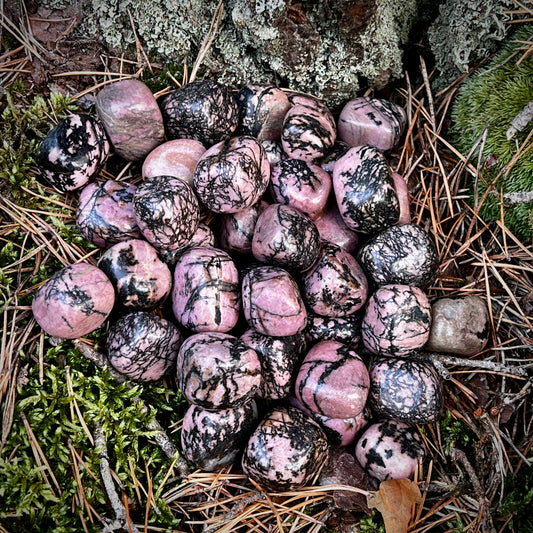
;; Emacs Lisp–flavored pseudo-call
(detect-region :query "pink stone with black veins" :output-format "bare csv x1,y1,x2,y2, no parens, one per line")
319,140,350,175
314,203,359,253
302,242,368,317
237,84,291,141
106,311,181,381
172,246,240,333
76,180,141,248
281,93,336,163
392,172,411,224
355,420,425,482
181,401,258,471
260,140,286,165
304,312,362,347
142,139,206,187
338,97,407,152
333,145,400,234
242,406,329,492
240,327,306,400
176,332,261,410
369,357,443,423
95,79,165,161
242,265,307,337
362,284,432,357
294,340,370,420
32,263,115,339
161,222,216,265
35,113,110,192
133,175,199,252
219,201,269,256
357,223,438,288
252,204,320,272
97,239,171,311
270,158,332,220
193,135,270,214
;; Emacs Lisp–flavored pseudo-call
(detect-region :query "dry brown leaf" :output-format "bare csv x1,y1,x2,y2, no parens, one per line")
367,479,422,533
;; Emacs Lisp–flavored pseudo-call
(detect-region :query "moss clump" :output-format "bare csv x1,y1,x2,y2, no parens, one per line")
451,25,533,242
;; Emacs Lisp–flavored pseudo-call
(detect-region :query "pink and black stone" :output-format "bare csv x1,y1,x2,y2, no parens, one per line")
294,340,370,420
161,222,216,266
32,263,115,339
270,158,332,220
333,145,400,235
240,327,306,401
305,312,362,347
301,242,368,317
319,140,350,175
35,113,110,192
357,223,439,288
314,203,359,254
172,246,240,333
362,284,432,358
76,179,141,248
160,80,239,146
242,406,329,491
354,420,425,483
181,400,258,471
176,332,261,410
242,265,307,337
369,357,443,423
97,239,172,311
133,175,199,252
252,204,321,272
106,311,182,381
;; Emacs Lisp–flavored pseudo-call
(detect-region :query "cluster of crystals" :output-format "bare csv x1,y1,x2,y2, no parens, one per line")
33,79,491,491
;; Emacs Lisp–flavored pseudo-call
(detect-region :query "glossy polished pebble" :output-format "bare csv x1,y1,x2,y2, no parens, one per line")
142,139,206,187
161,80,239,146
193,135,270,213
32,263,115,339
95,79,164,161
161,222,216,265
320,140,350,175
176,332,261,410
76,179,141,248
237,84,291,141
106,311,181,381
355,420,425,482
270,159,332,220
295,340,369,419
314,203,359,253
392,172,411,224
260,139,285,165
338,97,407,151
172,246,240,333
333,145,399,235
35,113,110,192
242,406,328,491
97,239,171,311
242,265,307,337
362,284,432,357
304,312,362,347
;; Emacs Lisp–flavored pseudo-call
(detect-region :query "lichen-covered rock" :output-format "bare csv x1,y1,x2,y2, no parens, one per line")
32,263,115,339
181,400,258,471
176,332,261,409
106,311,182,381
424,295,490,355
313,203,359,253
305,312,362,347
76,179,141,248
242,406,329,491
35,113,110,192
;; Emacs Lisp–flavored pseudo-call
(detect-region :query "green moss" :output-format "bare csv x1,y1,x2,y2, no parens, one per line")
501,463,533,531
451,25,533,242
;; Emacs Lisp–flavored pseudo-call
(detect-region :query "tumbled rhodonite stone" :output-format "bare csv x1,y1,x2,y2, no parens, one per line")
319,140,350,175
242,406,329,491
369,357,443,423
161,222,216,266
314,203,359,253
161,80,239,146
97,239,172,311
304,312,362,347
76,180,141,248
181,400,258,471
295,340,369,419
35,113,110,192
32,263,115,339
106,311,182,381
176,332,261,410
172,246,240,333
338,97,407,152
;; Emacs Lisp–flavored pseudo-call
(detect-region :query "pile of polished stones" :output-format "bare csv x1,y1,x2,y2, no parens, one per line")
31,79,490,491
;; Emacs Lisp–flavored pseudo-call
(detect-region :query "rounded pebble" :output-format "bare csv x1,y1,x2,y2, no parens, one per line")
314,202,359,253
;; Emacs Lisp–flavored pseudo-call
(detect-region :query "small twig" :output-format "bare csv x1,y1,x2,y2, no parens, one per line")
506,99,533,140
503,190,533,204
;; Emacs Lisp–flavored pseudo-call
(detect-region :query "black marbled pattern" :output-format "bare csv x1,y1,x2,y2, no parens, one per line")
319,140,350,174
161,80,239,146
160,222,216,266
241,406,329,491
305,312,362,347
35,113,110,191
